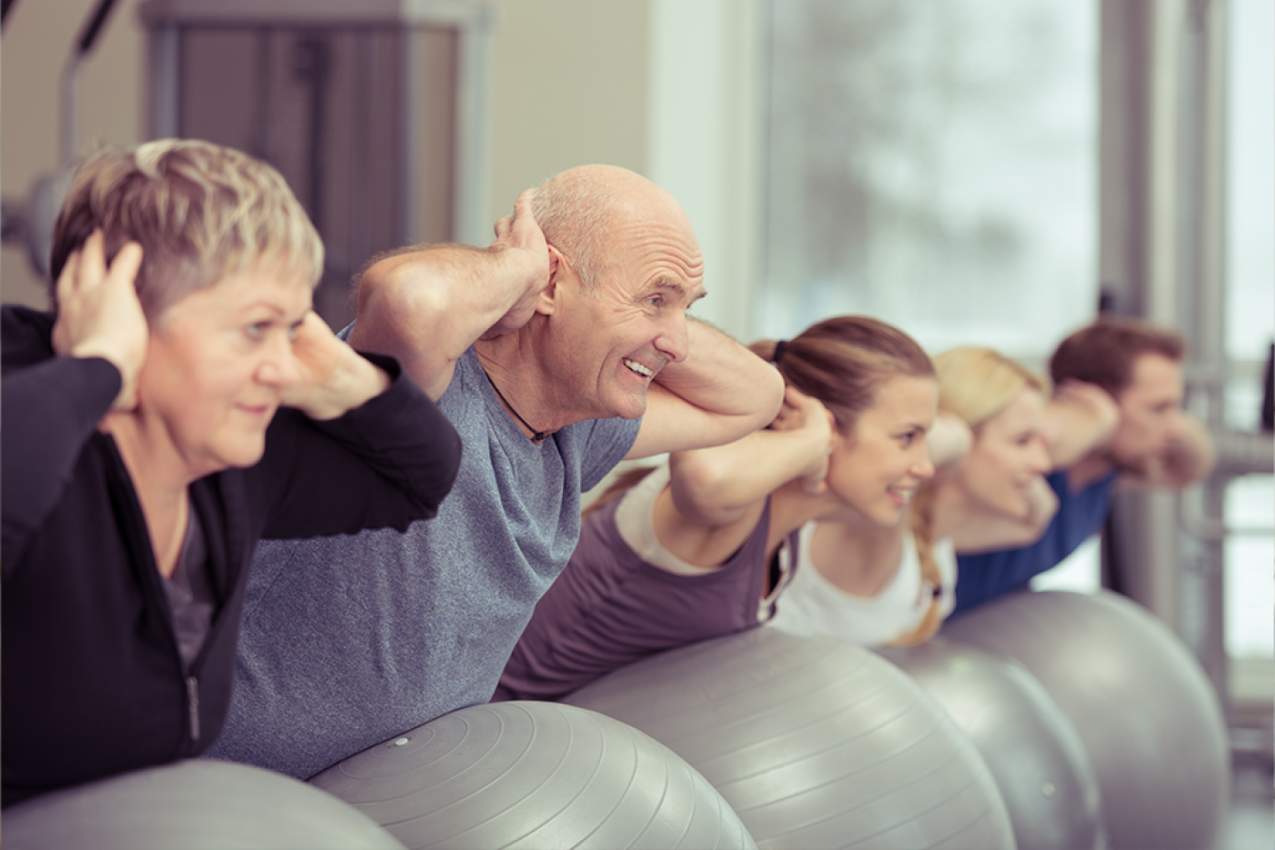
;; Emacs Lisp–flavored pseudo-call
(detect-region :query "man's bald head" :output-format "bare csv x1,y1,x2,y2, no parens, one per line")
531,165,689,295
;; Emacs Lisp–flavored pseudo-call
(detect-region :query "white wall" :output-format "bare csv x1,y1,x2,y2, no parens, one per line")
1,0,759,339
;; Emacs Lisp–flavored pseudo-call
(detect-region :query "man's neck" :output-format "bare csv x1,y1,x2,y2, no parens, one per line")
473,332,569,441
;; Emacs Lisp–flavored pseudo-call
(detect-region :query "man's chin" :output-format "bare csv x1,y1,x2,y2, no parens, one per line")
610,393,649,421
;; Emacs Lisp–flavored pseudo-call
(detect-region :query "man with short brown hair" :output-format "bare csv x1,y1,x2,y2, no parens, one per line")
953,316,1214,614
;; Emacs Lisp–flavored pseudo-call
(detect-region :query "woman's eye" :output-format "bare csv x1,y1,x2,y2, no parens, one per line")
246,322,270,339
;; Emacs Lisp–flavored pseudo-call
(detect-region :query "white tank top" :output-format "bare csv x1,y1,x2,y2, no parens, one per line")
768,522,956,647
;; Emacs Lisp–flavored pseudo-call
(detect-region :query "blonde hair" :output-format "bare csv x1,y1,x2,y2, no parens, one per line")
892,347,1047,647
50,139,323,321
934,347,1048,431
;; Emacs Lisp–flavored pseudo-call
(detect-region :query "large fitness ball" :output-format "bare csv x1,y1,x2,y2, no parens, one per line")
562,627,1015,850
879,636,1106,850
3,759,405,850
310,700,757,850
942,589,1229,850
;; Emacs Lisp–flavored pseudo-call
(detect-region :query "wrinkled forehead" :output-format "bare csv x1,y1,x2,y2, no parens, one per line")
606,208,705,289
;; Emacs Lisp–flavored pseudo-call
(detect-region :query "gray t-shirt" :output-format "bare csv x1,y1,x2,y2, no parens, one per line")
204,348,641,779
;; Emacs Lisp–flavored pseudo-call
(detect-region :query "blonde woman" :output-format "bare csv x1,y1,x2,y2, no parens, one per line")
771,347,1067,646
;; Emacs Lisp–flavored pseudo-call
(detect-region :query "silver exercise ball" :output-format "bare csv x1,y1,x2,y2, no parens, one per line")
942,589,1229,850
3,759,406,850
562,627,1015,850
879,636,1107,850
309,700,757,850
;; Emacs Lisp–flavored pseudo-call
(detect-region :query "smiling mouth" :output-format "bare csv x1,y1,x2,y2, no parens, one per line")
623,358,654,378
887,486,915,505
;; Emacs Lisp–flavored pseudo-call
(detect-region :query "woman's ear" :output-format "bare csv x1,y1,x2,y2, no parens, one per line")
829,427,845,455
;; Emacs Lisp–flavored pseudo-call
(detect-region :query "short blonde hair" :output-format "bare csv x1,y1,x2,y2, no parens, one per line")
50,139,323,320
933,347,1048,432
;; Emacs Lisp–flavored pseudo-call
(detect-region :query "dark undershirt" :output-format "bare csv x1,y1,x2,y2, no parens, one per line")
161,510,214,675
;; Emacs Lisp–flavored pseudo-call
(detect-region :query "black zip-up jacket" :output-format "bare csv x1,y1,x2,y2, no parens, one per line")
1,306,461,806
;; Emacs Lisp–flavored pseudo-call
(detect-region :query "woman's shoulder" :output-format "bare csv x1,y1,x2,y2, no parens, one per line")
2,306,56,370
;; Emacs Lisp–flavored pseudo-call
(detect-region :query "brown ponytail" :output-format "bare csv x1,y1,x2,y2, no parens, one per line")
751,316,934,433
887,486,945,647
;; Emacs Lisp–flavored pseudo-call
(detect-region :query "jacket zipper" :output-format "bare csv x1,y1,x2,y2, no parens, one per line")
186,676,201,743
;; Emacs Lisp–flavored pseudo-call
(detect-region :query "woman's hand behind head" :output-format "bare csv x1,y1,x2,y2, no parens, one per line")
771,386,836,494
281,313,391,420
52,230,147,411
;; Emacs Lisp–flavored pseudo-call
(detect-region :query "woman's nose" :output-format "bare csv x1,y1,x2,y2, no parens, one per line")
257,334,302,388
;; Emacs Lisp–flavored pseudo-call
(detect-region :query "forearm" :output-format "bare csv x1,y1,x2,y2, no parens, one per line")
348,244,539,398
261,355,462,540
669,428,825,524
2,357,120,574
1151,414,1217,487
294,348,391,421
928,411,973,472
951,476,1059,553
628,320,784,458
659,319,784,421
1043,387,1120,469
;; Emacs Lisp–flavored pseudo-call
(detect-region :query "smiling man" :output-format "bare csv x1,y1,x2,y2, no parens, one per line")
205,165,785,779
952,316,1216,614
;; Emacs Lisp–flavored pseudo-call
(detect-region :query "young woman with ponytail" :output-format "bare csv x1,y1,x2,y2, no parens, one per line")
771,346,1059,647
495,315,952,702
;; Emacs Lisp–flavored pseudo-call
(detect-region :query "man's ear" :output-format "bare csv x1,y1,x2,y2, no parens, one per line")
538,244,570,315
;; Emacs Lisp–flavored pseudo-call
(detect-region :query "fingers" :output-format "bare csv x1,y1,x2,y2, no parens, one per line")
494,188,538,241
78,229,108,289
106,241,144,290
494,214,512,240
56,245,83,305
512,187,537,220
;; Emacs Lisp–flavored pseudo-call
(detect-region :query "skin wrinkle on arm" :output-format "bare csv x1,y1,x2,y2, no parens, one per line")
348,190,550,401
654,386,830,568
625,318,786,460
668,411,830,528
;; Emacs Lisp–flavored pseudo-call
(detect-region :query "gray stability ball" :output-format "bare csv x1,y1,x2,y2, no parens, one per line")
879,636,1107,850
309,700,757,850
3,758,406,850
562,627,1015,850
942,589,1230,850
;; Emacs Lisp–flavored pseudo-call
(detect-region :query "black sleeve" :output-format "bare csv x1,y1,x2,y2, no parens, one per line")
255,352,462,541
2,309,122,577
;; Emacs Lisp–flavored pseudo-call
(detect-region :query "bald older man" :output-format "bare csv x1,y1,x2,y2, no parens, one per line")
206,165,785,779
